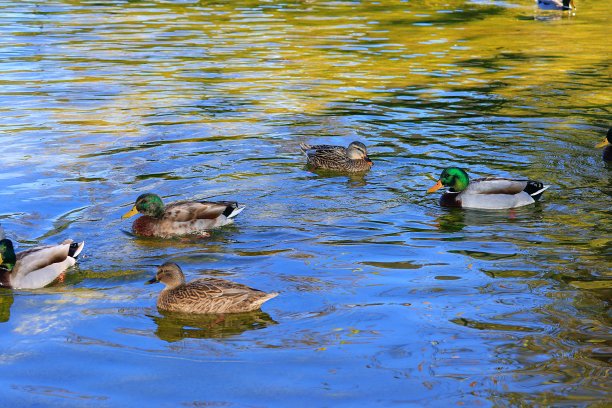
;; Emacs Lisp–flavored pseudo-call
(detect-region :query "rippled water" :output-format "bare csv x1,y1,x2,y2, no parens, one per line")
0,0,610,406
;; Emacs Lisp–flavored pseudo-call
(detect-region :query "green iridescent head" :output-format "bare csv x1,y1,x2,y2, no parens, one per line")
122,193,165,219
0,239,17,269
427,167,470,193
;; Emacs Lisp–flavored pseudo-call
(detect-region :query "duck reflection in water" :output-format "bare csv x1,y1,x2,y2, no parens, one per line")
434,205,546,232
149,310,277,342
0,290,13,323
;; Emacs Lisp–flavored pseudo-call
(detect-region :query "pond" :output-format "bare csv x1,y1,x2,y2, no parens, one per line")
0,0,610,406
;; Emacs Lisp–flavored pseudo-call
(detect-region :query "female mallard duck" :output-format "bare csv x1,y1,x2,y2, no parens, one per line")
0,239,84,289
300,141,373,172
427,167,549,209
537,0,574,10
595,128,612,162
122,193,244,238
146,262,278,314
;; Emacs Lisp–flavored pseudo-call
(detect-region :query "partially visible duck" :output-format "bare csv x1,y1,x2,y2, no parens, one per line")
122,193,244,239
595,128,612,162
300,141,373,172
537,0,575,10
427,167,549,210
146,262,278,314
0,239,84,289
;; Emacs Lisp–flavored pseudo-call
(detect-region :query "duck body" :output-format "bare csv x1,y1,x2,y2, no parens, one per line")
595,128,612,162
428,168,549,210
123,193,244,239
0,239,84,289
536,0,574,10
300,141,373,173
147,262,278,314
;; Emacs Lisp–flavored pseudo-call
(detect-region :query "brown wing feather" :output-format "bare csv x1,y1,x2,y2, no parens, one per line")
163,201,234,221
159,278,273,314
304,146,349,169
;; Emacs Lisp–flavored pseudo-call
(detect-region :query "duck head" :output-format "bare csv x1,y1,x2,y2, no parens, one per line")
427,167,470,193
0,239,16,269
347,141,373,164
122,193,165,219
146,262,186,289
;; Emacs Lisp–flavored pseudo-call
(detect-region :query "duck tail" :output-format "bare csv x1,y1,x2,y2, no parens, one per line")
224,204,245,219
253,292,278,308
524,181,549,201
299,143,311,154
68,241,85,259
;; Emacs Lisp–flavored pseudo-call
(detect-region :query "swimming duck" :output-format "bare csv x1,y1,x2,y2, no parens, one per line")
300,141,373,172
536,0,574,10
146,262,278,314
427,167,549,209
0,239,84,289
595,128,612,162
122,193,244,239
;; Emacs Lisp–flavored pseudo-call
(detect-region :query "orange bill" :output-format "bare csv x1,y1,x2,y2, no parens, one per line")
427,180,443,193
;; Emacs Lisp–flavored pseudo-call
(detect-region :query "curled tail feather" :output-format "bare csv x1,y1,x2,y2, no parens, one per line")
524,181,549,201
226,206,245,219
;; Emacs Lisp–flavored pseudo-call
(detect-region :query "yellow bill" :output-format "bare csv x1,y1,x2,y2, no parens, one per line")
427,180,444,193
122,205,139,219
595,137,610,149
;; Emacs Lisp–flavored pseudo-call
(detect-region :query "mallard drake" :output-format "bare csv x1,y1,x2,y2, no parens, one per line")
146,262,278,314
595,128,612,162
537,0,574,10
427,167,549,209
121,193,244,238
0,239,84,289
300,141,373,172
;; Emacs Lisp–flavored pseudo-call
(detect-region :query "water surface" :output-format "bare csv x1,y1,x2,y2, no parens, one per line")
0,0,610,406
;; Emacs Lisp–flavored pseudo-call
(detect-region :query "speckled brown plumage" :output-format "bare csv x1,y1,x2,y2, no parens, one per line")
147,262,278,314
300,141,373,173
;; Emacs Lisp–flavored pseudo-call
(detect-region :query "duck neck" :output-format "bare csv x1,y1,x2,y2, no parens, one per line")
0,267,11,287
163,276,186,290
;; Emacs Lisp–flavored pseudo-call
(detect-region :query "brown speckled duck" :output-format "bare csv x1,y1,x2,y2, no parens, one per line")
146,262,278,314
121,193,244,239
300,141,373,172
595,128,612,162
0,238,84,289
